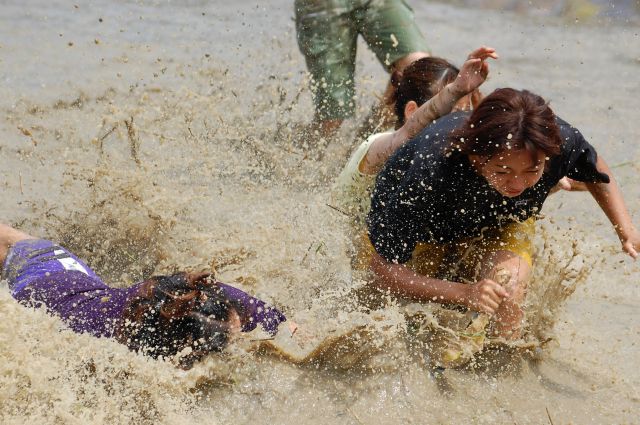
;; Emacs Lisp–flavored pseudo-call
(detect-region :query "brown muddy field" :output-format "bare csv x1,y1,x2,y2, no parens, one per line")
0,1,639,424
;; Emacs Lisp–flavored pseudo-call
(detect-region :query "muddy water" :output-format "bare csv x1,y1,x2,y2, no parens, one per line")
1,0,639,424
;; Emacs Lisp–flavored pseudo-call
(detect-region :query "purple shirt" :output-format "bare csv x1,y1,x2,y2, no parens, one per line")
218,282,286,335
4,239,286,338
14,271,141,337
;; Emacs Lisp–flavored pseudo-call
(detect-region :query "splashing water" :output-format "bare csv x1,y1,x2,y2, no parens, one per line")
1,0,638,423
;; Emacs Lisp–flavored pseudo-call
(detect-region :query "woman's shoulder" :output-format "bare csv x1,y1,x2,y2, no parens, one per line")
363,130,393,148
554,116,586,141
553,115,594,156
408,111,469,150
340,131,393,175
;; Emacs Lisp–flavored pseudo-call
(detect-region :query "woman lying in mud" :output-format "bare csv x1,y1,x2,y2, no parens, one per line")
0,223,290,368
367,88,639,348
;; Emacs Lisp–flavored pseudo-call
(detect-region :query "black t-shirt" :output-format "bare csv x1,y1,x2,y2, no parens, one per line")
367,111,610,264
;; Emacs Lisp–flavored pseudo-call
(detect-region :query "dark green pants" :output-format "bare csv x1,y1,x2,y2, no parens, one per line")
295,0,429,120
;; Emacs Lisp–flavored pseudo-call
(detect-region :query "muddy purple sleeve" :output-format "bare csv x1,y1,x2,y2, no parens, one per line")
217,282,286,335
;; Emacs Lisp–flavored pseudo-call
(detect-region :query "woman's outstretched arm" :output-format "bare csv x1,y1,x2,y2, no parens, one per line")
370,251,509,315
586,157,639,258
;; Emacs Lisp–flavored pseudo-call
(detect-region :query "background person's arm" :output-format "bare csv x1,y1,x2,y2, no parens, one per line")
361,47,498,175
400,46,497,140
586,157,640,258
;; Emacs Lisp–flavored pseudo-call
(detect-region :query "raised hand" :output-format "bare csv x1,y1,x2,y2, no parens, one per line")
467,45,499,61
451,46,498,97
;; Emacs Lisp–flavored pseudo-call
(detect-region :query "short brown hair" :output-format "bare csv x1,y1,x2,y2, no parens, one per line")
389,57,462,127
448,88,562,157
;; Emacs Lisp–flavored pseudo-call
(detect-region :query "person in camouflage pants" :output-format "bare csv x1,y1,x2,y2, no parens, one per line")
295,0,429,138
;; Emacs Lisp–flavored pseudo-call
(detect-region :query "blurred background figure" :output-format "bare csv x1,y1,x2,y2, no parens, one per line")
433,0,640,22
294,0,430,142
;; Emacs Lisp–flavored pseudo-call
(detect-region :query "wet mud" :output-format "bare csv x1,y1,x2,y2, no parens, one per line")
0,0,638,424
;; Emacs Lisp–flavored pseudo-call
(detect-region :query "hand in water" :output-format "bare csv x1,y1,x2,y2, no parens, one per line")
450,46,498,97
287,321,299,337
621,229,640,259
463,278,509,315
287,321,315,346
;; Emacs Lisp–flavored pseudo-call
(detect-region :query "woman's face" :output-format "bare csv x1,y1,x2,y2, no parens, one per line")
470,148,546,198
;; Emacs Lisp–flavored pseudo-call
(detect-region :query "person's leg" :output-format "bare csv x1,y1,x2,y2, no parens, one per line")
294,0,359,139
359,0,430,70
475,250,531,339
0,223,36,266
459,219,535,339
355,0,429,138
404,241,484,369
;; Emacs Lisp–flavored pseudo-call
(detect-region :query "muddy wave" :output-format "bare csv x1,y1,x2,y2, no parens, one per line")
1,0,638,423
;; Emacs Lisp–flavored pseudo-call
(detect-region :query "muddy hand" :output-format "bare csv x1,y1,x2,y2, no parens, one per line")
451,46,498,96
463,277,508,315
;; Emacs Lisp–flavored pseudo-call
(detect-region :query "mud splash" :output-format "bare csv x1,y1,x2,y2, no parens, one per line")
1,0,638,424
2,76,604,423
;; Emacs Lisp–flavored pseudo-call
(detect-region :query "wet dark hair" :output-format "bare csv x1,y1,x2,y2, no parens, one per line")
389,57,480,127
117,272,241,368
447,88,562,158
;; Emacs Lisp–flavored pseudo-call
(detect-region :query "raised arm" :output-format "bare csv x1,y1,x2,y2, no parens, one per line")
401,46,498,138
361,47,498,174
586,157,639,258
0,223,35,264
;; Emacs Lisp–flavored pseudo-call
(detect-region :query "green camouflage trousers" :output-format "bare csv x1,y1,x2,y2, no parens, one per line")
295,0,428,120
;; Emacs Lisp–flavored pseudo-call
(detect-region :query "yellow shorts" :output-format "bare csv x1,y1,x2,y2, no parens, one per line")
354,218,535,281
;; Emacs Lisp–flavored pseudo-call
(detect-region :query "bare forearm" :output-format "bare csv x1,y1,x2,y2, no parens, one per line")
364,85,463,174
363,47,497,175
403,84,461,138
370,252,467,304
0,224,36,267
586,158,636,240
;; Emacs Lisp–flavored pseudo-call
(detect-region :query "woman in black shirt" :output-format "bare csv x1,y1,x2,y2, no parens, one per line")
368,88,639,340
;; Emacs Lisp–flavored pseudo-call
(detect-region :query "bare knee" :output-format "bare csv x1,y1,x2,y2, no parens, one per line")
478,250,531,303
478,251,531,339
